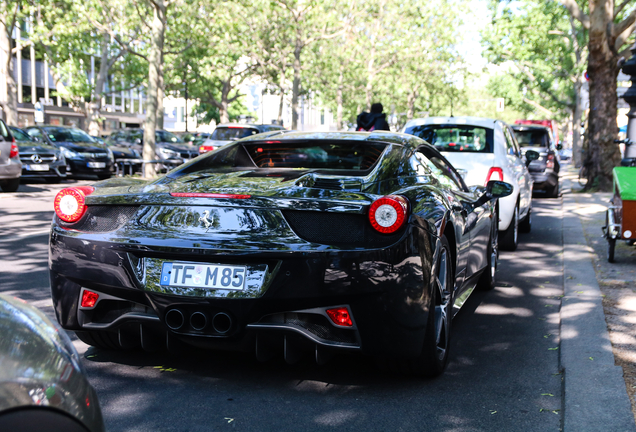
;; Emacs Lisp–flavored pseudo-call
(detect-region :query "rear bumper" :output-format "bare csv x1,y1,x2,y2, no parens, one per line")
0,159,22,180
49,223,437,359
530,172,558,191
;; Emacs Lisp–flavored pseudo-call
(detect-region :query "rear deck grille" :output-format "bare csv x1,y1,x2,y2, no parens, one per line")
282,210,403,247
59,206,140,232
311,178,343,190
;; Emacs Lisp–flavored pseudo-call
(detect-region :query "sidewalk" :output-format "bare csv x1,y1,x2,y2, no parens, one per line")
561,164,636,431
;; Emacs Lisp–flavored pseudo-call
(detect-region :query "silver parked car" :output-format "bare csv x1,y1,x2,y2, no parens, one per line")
0,293,105,432
0,119,22,192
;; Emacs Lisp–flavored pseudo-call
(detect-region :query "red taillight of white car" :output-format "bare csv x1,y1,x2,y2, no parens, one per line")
485,167,504,185
368,195,409,234
9,138,18,158
54,186,95,223
546,153,555,169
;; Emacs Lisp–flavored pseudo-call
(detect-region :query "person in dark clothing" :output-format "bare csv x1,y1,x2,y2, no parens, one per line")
356,103,390,131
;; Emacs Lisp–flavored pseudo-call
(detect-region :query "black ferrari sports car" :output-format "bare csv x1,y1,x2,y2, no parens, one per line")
49,131,512,377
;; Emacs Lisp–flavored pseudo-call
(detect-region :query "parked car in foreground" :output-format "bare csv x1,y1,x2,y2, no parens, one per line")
10,126,67,183
0,119,21,192
198,123,286,154
403,116,535,251
49,131,512,377
511,124,560,198
0,293,105,432
25,126,113,180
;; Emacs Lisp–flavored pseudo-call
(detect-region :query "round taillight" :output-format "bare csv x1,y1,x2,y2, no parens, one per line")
54,186,94,223
369,195,409,234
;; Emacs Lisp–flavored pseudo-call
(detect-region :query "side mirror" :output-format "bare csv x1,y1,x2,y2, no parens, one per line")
525,150,540,166
475,180,514,207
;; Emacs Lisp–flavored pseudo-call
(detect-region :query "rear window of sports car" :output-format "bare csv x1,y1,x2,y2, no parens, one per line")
176,141,388,175
404,125,493,153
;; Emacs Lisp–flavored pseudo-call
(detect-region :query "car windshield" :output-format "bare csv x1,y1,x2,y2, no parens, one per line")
178,140,387,175
513,129,550,148
404,125,493,153
211,127,259,141
10,127,33,142
44,127,95,143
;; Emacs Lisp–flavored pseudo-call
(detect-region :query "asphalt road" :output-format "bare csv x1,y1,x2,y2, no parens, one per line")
0,181,565,432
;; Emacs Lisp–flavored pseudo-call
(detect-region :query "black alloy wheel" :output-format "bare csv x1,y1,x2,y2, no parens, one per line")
478,216,498,290
500,205,519,251
0,178,20,192
410,234,453,377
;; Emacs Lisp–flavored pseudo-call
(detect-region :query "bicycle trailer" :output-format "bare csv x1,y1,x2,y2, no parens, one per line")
603,166,636,262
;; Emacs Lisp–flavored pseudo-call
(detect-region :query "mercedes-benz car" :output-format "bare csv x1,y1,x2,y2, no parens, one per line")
10,126,67,183
49,131,512,377
24,126,113,180
403,117,535,251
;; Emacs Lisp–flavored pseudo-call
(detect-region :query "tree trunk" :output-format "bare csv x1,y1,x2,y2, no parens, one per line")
156,51,164,129
572,76,584,167
143,0,166,178
586,0,622,190
291,36,302,130
87,35,110,136
220,80,230,123
0,18,17,125
277,71,286,125
406,86,419,121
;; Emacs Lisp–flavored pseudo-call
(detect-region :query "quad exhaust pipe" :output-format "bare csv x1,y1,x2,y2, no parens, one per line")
164,309,232,334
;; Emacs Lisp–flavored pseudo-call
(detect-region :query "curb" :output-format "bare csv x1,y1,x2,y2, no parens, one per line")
561,175,636,431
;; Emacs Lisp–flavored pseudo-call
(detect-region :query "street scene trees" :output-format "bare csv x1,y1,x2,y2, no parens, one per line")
0,0,634,185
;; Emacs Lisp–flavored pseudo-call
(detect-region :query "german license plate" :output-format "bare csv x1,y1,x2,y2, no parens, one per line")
87,162,106,168
160,262,246,290
27,164,49,171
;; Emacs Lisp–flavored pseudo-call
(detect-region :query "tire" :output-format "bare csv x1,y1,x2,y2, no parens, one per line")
478,219,498,291
0,178,20,192
519,205,532,233
75,330,123,350
548,181,559,198
500,205,519,251
409,235,453,377
608,238,616,263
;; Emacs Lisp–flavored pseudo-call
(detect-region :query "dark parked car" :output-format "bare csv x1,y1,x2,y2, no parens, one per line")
107,129,199,170
25,126,113,180
0,293,105,432
511,124,560,197
49,131,512,377
10,126,67,183
198,123,287,154
0,119,21,192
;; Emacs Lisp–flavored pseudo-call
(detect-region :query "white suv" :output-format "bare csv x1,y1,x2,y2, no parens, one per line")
403,116,533,251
